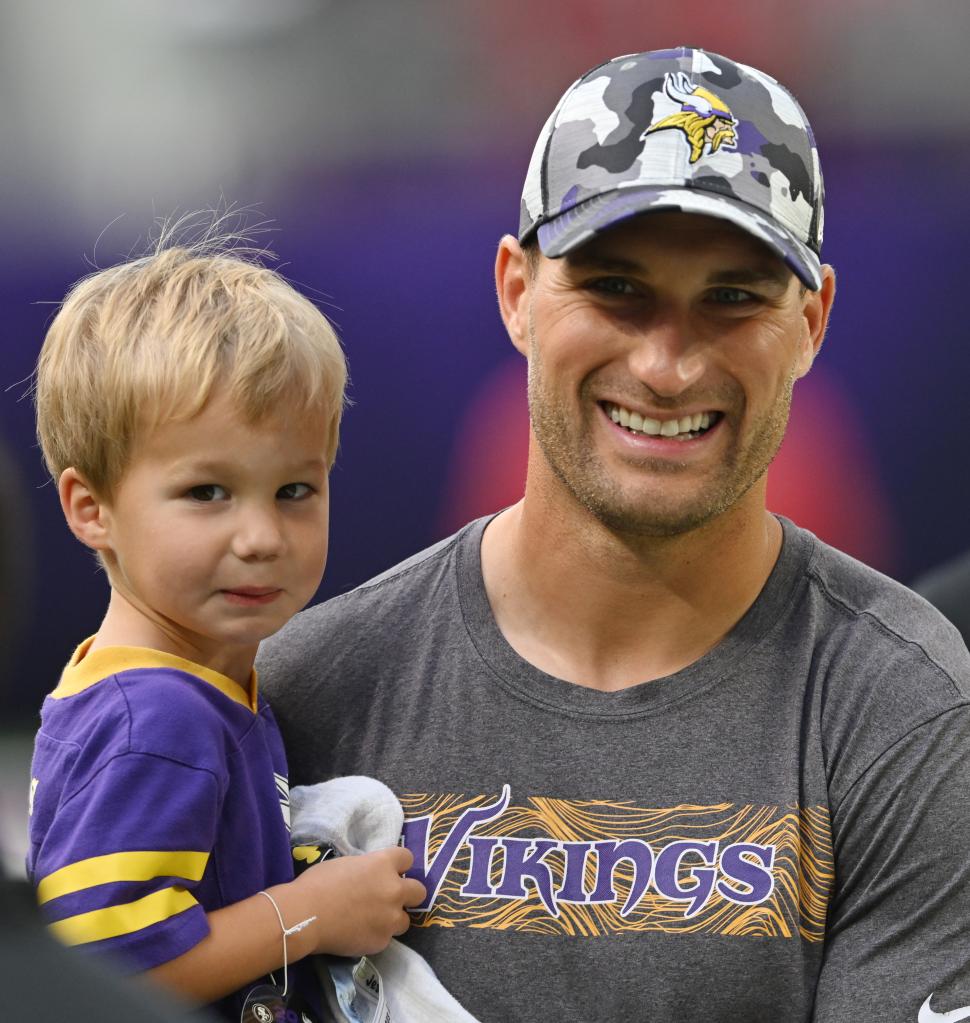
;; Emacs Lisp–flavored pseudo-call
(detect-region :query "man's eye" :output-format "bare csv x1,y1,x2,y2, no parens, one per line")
709,287,755,304
187,484,228,502
277,482,313,501
590,277,636,296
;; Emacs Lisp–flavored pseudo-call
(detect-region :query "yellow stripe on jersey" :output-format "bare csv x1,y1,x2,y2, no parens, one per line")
50,886,199,946
37,849,209,905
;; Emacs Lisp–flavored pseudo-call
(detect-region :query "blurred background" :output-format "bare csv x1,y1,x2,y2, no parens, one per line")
3,0,970,874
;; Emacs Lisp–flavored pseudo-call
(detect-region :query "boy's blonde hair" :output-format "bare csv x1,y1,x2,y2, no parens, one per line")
35,240,347,496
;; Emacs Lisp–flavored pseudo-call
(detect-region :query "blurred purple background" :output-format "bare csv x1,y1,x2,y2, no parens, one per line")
3,0,970,720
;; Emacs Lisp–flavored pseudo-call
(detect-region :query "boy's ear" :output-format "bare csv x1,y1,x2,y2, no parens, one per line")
58,468,112,552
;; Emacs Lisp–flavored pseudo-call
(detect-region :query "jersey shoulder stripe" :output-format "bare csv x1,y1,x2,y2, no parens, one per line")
49,886,198,946
37,849,209,905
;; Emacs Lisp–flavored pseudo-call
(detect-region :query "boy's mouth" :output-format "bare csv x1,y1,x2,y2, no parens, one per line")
221,587,282,606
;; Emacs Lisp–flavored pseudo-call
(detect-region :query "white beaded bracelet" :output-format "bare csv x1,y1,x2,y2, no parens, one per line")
257,889,318,997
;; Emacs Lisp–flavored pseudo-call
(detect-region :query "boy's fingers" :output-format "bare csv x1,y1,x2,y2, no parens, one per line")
387,845,414,872
393,910,412,936
402,878,427,907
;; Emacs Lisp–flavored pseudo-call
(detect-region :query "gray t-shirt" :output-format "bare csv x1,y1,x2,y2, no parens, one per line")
258,516,970,1023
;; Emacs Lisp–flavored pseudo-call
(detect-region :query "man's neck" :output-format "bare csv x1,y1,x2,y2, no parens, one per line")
480,487,782,692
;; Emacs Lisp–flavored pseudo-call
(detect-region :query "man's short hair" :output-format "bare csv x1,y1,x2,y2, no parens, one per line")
521,237,540,278
35,238,348,496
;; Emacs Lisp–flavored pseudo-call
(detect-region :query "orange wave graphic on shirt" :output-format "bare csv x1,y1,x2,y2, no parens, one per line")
399,792,833,940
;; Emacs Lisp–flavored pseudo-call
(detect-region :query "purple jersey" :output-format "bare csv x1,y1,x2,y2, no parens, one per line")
27,639,298,1013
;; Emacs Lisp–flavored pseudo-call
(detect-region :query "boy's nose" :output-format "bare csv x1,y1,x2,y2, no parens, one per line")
231,506,286,561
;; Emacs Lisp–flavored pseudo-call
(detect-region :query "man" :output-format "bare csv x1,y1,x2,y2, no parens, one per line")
259,48,970,1022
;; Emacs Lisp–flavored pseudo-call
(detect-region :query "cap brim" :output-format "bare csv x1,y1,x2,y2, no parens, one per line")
533,186,822,291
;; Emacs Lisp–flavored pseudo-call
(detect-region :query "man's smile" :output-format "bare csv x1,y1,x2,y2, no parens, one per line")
600,401,724,442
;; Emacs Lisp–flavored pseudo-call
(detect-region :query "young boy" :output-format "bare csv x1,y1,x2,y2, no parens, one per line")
28,239,426,1020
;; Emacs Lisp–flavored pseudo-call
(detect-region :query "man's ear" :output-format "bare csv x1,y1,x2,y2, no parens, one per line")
58,468,113,553
796,264,836,378
495,235,532,357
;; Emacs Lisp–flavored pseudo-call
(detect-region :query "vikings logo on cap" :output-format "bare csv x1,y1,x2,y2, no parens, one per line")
642,72,738,164
519,48,825,291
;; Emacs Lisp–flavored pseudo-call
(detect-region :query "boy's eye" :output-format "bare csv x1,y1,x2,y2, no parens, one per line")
187,484,228,502
277,482,313,501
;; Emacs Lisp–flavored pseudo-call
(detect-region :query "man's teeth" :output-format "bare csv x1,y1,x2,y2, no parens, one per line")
608,404,714,440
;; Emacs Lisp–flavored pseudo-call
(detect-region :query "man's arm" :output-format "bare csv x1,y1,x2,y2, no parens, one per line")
814,705,970,1022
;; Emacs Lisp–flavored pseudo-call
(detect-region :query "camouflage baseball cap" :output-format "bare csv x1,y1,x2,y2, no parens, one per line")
518,46,824,290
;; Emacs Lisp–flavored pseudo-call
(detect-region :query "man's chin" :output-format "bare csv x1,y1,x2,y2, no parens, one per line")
579,492,728,539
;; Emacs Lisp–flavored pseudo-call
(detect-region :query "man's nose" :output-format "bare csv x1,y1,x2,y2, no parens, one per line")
625,313,705,397
231,504,286,561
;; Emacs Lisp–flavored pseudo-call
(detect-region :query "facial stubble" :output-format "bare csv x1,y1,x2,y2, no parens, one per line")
525,322,798,539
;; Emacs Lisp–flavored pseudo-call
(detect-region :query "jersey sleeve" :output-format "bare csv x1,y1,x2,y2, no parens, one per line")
30,746,221,971
813,705,970,1021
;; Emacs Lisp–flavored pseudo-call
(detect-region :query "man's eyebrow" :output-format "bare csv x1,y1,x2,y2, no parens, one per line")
705,266,791,288
563,251,645,273
564,251,791,288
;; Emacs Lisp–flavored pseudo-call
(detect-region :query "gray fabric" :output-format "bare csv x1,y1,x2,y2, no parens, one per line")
913,549,970,649
258,516,970,1023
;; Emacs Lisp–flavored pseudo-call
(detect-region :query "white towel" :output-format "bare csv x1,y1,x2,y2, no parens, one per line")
290,776,404,856
290,777,480,1023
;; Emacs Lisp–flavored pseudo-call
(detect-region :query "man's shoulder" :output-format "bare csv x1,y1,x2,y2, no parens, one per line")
343,524,469,596
802,527,968,696
265,520,479,650
780,523,970,805
911,548,970,644
256,520,483,720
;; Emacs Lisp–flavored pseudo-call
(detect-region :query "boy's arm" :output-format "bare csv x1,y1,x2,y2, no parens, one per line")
148,846,425,1004
31,738,420,1002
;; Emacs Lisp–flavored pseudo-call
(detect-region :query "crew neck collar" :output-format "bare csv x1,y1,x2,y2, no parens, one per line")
455,514,814,718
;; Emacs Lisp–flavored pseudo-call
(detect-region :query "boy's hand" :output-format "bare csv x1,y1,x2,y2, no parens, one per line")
292,847,427,958
147,848,424,1002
